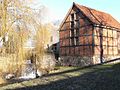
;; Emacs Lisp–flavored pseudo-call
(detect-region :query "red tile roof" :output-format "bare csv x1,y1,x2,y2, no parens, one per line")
75,3,120,29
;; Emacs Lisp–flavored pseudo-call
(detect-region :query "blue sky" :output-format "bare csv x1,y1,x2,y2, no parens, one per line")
33,0,120,22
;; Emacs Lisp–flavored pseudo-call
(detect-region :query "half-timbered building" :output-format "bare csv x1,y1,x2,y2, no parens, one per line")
59,3,120,66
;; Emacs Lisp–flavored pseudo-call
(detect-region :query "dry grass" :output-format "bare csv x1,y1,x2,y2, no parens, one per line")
0,55,14,73
0,70,6,85
0,77,6,85
0,51,28,78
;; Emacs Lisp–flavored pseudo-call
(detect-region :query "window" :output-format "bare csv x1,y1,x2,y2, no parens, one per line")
70,13,79,46
71,13,74,21
76,37,79,45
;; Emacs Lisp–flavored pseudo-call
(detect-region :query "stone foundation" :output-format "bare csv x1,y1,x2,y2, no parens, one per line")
59,56,93,66
59,55,120,66
93,55,120,64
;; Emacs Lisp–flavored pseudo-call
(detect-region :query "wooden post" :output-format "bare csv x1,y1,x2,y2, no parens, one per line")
99,25,103,63
34,54,39,78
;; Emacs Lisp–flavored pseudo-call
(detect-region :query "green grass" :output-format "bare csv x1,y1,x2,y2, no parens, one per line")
0,63,120,90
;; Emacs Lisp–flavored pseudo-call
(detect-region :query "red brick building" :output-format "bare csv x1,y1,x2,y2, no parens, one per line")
59,3,120,66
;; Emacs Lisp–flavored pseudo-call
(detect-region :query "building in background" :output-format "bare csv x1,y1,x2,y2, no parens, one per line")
59,3,120,66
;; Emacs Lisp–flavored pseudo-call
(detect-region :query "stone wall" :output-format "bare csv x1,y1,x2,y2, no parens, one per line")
59,55,120,66
93,55,120,64
59,56,93,66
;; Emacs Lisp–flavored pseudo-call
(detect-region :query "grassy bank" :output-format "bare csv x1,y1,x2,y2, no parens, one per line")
0,63,120,90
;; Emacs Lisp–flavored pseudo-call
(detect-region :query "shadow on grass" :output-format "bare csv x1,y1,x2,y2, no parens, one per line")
43,57,120,78
7,62,120,90
0,78,33,88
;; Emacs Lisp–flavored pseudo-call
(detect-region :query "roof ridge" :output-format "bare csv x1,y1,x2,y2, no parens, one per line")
75,3,111,16
74,3,120,29
59,3,120,30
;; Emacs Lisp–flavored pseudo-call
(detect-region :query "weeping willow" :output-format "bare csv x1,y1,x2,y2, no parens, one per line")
35,24,51,66
0,0,36,76
0,0,53,80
